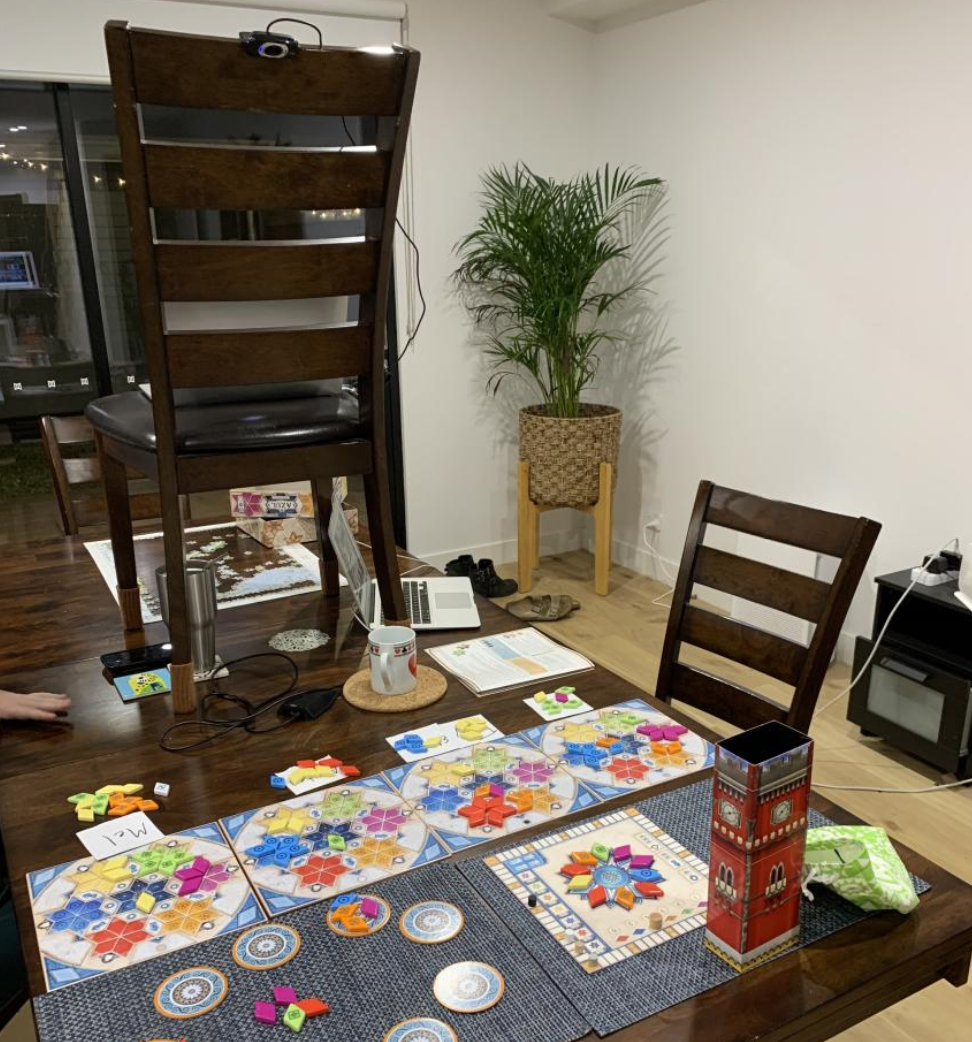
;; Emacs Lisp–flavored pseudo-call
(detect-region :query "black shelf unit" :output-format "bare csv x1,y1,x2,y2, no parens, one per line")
848,569,972,778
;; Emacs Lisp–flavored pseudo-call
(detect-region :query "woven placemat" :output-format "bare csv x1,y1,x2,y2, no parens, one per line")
33,863,590,1042
459,779,931,1038
343,665,447,713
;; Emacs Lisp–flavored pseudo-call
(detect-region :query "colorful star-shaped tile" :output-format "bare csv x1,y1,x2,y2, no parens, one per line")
264,806,316,836
291,853,349,888
604,755,651,782
110,876,169,914
561,722,599,744
154,896,217,936
525,785,559,813
510,758,555,785
420,785,465,814
244,833,309,868
68,854,134,894
359,806,407,833
470,746,512,772
88,916,151,957
47,897,104,935
318,789,365,820
303,821,356,852
353,835,407,869
457,795,519,829
598,709,645,735
132,844,193,878
422,759,471,787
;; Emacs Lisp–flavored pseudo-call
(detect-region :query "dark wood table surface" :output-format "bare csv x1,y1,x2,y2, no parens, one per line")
1,525,971,1042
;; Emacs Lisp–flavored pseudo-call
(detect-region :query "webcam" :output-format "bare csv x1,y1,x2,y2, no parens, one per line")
239,30,299,59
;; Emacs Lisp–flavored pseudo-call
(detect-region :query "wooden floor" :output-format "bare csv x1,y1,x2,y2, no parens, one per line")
2,547,970,1041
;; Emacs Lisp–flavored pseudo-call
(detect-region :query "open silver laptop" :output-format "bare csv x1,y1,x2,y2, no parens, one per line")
327,487,480,631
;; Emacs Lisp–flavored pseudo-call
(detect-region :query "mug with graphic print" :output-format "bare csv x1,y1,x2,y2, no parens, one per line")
368,625,418,696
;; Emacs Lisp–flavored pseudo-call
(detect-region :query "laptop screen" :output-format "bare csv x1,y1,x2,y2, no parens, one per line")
327,486,374,625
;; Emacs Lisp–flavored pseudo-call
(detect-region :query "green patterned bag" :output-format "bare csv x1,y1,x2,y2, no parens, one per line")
802,825,919,914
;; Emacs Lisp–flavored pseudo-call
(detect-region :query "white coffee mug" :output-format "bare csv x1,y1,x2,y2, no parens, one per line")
369,625,418,696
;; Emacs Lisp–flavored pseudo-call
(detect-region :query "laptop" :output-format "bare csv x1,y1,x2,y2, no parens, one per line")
327,487,480,631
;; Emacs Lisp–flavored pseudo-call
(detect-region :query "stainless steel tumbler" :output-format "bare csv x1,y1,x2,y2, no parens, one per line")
155,561,218,676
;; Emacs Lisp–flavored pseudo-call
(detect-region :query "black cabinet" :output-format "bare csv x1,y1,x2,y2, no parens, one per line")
848,570,972,778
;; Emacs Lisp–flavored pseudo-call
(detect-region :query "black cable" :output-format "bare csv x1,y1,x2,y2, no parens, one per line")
265,18,323,48
339,117,426,361
159,652,301,753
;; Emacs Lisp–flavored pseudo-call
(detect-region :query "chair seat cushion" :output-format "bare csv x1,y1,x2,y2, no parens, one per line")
85,391,364,454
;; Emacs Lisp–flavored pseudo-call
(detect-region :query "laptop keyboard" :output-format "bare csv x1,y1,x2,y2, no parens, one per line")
380,580,432,626
405,580,432,626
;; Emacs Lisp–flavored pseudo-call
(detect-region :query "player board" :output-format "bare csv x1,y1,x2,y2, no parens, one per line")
522,698,714,800
221,775,448,915
384,734,603,853
27,822,265,992
483,804,709,973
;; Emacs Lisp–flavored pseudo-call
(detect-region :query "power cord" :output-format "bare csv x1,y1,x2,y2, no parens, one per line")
159,652,303,753
643,528,678,607
265,18,322,48
339,116,427,361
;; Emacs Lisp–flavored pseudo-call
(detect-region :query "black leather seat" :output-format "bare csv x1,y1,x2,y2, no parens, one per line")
85,391,364,455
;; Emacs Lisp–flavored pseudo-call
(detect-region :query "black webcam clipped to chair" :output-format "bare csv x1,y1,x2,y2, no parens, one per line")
239,30,299,59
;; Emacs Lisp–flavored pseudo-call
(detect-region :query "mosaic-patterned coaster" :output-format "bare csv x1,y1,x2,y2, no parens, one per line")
384,1017,458,1042
433,961,505,1013
399,901,465,945
153,965,229,1019
231,923,301,970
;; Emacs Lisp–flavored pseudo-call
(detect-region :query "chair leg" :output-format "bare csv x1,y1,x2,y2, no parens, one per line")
518,460,534,594
158,485,195,714
363,456,408,624
314,476,340,597
533,507,541,569
95,433,142,631
594,462,613,596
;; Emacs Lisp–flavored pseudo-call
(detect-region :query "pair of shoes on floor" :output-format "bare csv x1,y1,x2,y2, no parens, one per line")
445,554,518,598
507,593,581,622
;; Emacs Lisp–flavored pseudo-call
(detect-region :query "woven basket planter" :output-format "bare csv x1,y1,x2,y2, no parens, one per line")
519,404,621,508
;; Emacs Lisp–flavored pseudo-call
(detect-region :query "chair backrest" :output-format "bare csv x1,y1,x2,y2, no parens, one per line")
40,414,161,534
104,23,420,455
654,480,881,734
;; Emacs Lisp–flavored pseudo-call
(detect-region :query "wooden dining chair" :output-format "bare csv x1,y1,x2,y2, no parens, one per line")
654,480,881,734
40,414,165,535
88,23,418,710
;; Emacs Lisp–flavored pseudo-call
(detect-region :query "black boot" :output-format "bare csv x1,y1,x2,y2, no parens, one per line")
445,553,476,577
471,559,518,598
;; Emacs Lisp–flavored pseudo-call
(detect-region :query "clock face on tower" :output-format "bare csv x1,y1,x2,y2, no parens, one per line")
771,799,793,825
719,799,741,827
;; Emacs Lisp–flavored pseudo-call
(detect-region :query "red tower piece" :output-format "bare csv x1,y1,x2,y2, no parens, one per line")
704,721,813,972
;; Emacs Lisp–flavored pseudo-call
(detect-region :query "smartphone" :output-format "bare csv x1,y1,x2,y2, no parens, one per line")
100,642,172,678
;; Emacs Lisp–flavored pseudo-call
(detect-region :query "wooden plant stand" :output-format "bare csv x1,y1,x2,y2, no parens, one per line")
517,459,614,596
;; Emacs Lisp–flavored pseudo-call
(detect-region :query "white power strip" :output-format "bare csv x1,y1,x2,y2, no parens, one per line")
910,566,953,586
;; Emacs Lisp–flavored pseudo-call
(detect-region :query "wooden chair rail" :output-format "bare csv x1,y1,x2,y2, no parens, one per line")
143,143,390,211
165,325,373,387
130,29,408,115
155,239,380,302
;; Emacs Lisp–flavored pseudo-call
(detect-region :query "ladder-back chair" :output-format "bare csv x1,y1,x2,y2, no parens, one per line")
88,23,419,711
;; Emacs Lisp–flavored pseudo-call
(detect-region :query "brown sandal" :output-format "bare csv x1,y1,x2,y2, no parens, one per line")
507,594,580,622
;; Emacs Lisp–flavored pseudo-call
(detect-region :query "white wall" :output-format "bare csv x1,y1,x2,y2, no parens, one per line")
592,0,972,649
400,0,595,566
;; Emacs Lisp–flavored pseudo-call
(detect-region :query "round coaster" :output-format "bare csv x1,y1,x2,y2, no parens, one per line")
433,961,505,1014
400,901,465,945
326,893,392,937
153,966,228,1020
269,628,330,653
383,1017,458,1042
342,665,447,714
232,923,301,970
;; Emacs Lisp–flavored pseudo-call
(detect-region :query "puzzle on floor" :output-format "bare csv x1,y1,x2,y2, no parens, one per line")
386,714,504,762
27,823,265,992
523,698,714,799
384,734,602,853
221,776,448,915
85,523,324,624
270,755,361,796
523,687,593,721
483,804,709,973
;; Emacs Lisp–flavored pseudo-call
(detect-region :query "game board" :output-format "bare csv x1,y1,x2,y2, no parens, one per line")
85,522,325,624
221,776,448,915
384,734,603,853
27,823,265,992
523,698,714,800
483,805,709,973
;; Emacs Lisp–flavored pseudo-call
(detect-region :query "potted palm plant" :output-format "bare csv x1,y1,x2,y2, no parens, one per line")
454,163,663,508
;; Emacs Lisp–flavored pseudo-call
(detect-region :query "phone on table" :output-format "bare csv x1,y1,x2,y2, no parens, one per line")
100,642,172,679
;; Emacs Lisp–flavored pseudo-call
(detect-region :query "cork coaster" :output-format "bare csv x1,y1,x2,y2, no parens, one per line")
343,665,448,713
